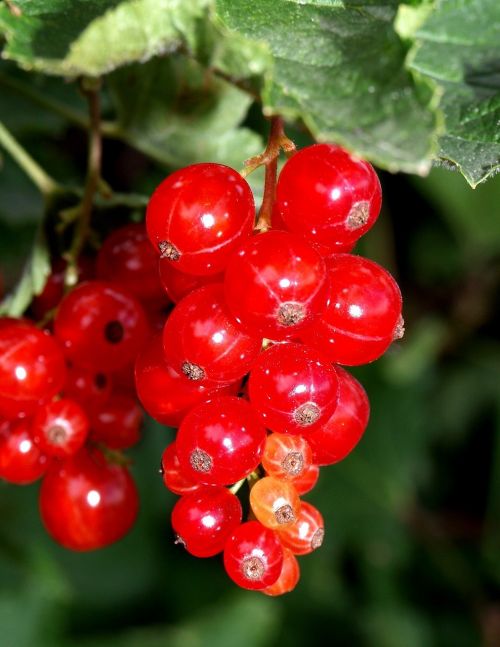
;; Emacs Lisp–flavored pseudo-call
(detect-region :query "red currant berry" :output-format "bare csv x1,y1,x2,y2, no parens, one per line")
224,521,283,590
89,393,142,450
32,397,89,458
248,342,339,434
277,501,324,555
0,418,48,484
176,396,266,486
172,486,242,557
39,447,139,551
262,547,300,596
250,476,301,529
275,143,381,248
159,259,223,303
54,281,149,372
262,433,313,482
96,223,164,302
146,163,254,276
224,231,330,340
306,366,369,465
163,284,262,385
301,254,403,365
63,365,112,410
0,318,67,419
293,463,320,495
160,442,200,495
135,334,233,427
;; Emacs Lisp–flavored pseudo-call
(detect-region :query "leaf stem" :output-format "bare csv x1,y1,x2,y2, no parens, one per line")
242,116,296,231
64,78,102,286
0,120,61,197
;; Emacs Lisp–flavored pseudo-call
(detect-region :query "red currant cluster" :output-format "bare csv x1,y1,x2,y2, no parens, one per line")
139,143,403,594
0,223,171,550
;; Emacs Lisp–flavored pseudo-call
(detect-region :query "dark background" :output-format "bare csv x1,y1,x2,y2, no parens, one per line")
1,65,499,647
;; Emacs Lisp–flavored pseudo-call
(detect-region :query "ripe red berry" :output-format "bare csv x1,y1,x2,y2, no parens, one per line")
176,396,266,486
32,397,89,458
274,143,381,248
248,342,339,434
172,486,242,557
224,231,330,340
96,223,164,302
146,163,255,276
262,547,300,596
293,463,320,495
89,392,142,450
277,501,324,555
54,281,149,372
0,318,67,419
135,334,234,427
224,521,283,590
159,259,223,303
262,433,313,482
63,364,112,410
39,447,139,551
306,366,369,465
0,418,48,484
249,476,301,530
160,442,201,495
301,254,403,365
163,284,262,385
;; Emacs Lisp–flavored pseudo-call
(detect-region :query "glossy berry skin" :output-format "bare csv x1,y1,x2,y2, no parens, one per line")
0,418,48,484
159,259,223,303
274,143,381,248
63,365,112,410
0,318,67,419
250,476,301,530
146,163,255,276
176,396,266,486
224,231,330,340
54,281,149,372
135,334,234,427
302,254,403,365
262,547,300,596
32,397,89,458
248,342,339,435
223,521,283,590
160,442,201,495
277,501,324,555
306,366,369,465
262,433,313,482
172,486,242,558
293,463,320,495
39,447,139,551
89,393,142,450
163,284,262,385
96,223,164,302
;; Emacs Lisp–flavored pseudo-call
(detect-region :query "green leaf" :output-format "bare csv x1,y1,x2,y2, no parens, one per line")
0,226,50,317
408,0,500,187
216,0,439,174
107,55,263,174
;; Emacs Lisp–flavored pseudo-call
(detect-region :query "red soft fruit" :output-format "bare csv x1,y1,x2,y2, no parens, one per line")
160,442,200,495
262,547,300,596
89,393,142,450
159,259,223,303
293,463,320,496
0,418,48,484
277,501,324,555
249,476,301,530
32,397,89,458
262,433,313,482
63,365,112,410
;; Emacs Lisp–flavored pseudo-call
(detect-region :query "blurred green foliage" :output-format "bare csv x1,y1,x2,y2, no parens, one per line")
0,45,499,647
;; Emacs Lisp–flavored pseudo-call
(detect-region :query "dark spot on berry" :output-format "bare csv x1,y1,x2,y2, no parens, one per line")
275,504,295,525
293,402,320,426
47,424,67,445
346,200,370,230
104,320,124,344
242,555,265,581
190,449,212,473
393,315,405,340
159,241,180,261
311,528,324,550
182,361,205,381
94,373,107,390
277,302,305,327
282,451,304,476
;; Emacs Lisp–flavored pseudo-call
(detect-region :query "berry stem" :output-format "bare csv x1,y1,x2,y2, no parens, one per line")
242,116,296,232
0,120,61,197
229,477,247,495
64,78,103,287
